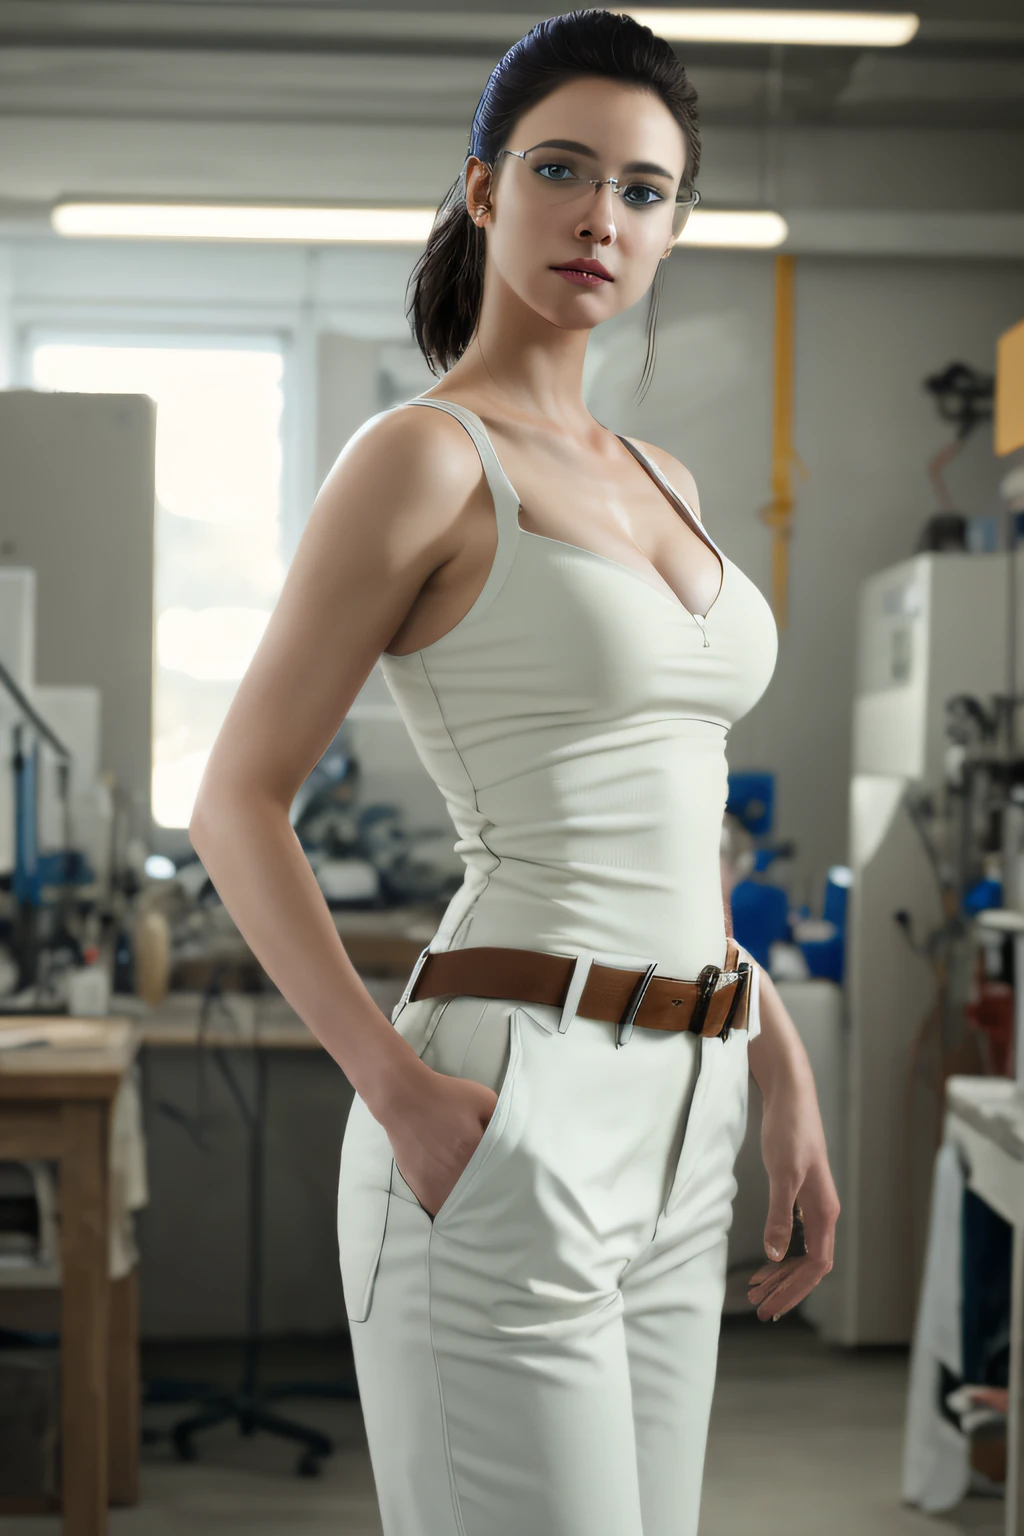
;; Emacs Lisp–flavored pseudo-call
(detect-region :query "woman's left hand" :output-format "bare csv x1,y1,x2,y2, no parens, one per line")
746,1069,840,1322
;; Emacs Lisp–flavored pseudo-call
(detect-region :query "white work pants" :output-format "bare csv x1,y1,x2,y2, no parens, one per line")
337,982,750,1536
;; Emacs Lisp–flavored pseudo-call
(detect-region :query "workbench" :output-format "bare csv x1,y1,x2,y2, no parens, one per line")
0,1016,141,1535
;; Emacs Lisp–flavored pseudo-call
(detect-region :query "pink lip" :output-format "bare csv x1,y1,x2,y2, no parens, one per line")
553,258,612,278
551,267,611,286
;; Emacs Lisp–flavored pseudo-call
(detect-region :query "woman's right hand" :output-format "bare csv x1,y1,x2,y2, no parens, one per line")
379,1064,500,1220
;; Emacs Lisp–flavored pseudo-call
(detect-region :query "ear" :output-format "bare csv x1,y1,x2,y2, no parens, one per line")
465,158,493,220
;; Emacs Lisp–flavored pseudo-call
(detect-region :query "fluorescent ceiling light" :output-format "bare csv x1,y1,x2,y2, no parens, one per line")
52,202,437,243
52,201,788,251
677,210,789,248
620,9,920,45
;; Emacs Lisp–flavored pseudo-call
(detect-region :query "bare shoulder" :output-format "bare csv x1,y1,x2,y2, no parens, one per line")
625,435,702,522
319,398,485,526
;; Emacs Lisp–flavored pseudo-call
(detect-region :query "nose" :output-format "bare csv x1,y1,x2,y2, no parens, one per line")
574,180,618,243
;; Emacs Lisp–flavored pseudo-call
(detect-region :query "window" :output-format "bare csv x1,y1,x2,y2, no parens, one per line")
29,335,287,829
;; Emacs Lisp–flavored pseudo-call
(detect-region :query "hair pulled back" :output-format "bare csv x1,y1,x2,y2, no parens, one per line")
406,8,700,400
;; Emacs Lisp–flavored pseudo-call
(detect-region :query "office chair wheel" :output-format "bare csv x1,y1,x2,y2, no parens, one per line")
172,1428,198,1462
297,1450,324,1478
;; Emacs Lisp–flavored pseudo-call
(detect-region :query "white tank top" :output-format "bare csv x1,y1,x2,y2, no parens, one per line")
378,397,778,1024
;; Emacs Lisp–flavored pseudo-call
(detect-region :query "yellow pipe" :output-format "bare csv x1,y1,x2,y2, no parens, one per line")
758,254,807,630
996,315,1024,456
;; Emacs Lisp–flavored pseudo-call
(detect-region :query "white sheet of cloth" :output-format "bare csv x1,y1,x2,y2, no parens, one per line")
901,1139,970,1513
105,1060,149,1279
22,1059,149,1281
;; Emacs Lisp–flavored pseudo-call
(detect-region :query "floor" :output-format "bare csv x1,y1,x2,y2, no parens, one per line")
0,1315,1005,1535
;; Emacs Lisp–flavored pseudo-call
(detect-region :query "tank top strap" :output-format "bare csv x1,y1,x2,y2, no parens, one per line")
405,397,523,547
616,433,726,566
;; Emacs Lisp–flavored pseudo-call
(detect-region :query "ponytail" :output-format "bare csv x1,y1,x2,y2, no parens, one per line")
406,168,487,377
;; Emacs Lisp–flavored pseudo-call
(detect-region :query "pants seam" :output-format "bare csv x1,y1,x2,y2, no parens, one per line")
453,1000,500,1078
426,1223,468,1536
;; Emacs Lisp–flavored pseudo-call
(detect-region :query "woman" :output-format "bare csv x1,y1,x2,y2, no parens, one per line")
190,9,839,1534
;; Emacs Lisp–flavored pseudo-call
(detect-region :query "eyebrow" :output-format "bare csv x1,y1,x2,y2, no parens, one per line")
529,139,679,182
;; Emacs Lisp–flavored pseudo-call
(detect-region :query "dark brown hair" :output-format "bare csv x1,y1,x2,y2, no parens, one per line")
405,8,701,402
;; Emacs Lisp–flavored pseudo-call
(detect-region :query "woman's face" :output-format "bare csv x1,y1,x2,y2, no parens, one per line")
466,75,688,332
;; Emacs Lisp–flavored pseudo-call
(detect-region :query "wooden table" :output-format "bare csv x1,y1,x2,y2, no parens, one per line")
0,1016,141,1535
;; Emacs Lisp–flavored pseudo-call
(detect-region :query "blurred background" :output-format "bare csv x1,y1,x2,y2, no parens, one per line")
0,2,1022,1532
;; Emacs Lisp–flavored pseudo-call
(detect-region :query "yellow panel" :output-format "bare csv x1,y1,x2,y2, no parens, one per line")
995,316,1024,456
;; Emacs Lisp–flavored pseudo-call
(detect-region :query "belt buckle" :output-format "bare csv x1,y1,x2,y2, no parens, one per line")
610,958,659,1049
718,962,751,1042
396,944,433,1013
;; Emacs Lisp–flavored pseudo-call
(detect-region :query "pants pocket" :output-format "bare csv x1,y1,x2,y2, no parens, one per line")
337,994,452,1322
654,1029,751,1237
652,1035,716,1230
390,999,526,1227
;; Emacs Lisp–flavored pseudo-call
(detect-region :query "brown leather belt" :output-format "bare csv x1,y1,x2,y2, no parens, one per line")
400,937,753,1047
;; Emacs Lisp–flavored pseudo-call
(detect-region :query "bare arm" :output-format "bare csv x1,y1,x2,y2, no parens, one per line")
188,404,480,1118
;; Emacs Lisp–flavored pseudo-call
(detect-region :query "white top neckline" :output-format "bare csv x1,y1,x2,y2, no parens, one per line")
411,395,727,624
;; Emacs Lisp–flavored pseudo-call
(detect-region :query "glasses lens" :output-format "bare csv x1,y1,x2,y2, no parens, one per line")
519,147,679,218
671,188,699,238
521,146,601,203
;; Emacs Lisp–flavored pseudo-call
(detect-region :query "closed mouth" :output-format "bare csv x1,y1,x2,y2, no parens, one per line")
551,265,613,281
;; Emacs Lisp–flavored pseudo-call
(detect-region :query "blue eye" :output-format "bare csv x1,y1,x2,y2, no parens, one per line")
624,184,664,207
536,162,577,182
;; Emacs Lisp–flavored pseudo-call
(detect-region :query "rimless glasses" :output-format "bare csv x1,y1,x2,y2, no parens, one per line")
491,141,700,240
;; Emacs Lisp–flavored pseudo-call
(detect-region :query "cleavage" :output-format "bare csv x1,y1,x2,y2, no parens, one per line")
514,493,722,617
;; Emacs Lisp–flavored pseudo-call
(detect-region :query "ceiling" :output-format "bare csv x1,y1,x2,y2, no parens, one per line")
1,0,1022,133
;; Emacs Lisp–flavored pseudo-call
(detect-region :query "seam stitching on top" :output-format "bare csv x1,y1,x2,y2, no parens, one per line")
418,654,501,940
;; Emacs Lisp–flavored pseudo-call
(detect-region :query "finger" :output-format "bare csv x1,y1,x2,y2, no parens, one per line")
748,1255,799,1287
748,1254,799,1285
753,1258,830,1321
756,1278,810,1321
756,1264,808,1309
747,1261,800,1303
763,1195,796,1261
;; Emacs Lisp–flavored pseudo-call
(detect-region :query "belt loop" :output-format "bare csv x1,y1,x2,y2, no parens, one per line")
734,942,761,1041
557,949,596,1035
616,960,658,1049
394,944,432,1020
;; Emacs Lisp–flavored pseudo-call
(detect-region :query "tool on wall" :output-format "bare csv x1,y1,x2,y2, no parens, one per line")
919,361,994,547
